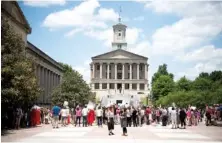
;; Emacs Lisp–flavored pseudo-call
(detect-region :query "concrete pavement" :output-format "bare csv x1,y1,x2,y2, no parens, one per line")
2,123,222,143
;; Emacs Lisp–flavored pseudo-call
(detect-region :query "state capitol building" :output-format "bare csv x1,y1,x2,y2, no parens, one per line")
90,16,150,105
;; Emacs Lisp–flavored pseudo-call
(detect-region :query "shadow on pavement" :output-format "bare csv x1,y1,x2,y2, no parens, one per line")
1,129,15,136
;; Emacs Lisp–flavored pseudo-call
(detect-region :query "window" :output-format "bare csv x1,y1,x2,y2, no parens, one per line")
117,73,122,79
118,33,121,36
110,83,114,89
132,84,137,90
97,65,100,70
102,83,107,89
125,84,129,89
117,64,122,70
117,45,122,49
95,83,99,89
140,84,145,90
140,65,143,70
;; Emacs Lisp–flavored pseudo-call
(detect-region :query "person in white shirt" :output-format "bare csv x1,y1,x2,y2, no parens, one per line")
171,107,177,129
82,106,88,127
61,107,67,126
96,106,103,127
126,108,132,127
140,107,145,126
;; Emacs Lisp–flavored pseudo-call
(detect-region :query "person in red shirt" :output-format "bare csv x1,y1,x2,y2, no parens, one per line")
87,109,95,126
145,107,151,125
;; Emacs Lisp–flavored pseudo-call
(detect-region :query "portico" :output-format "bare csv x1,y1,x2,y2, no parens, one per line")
90,61,149,91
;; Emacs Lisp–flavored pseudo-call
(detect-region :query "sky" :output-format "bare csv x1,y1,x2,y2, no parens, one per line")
19,0,222,84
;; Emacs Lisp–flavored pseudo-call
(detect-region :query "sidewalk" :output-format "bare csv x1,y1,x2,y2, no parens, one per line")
1,124,52,142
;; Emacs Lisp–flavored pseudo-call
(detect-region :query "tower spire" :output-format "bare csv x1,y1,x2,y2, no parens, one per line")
118,6,122,23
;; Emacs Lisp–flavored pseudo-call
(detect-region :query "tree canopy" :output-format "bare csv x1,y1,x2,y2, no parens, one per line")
152,64,222,108
1,17,40,108
51,63,95,107
151,64,174,100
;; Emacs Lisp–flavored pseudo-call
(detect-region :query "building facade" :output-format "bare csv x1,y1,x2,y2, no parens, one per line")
90,19,149,105
1,1,63,106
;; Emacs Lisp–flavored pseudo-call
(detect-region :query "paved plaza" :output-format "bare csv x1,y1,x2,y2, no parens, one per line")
2,123,222,143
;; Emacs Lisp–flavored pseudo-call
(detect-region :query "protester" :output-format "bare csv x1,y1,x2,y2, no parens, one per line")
96,106,103,127
132,107,138,127
179,108,187,129
120,107,128,136
52,105,61,128
126,107,132,127
15,107,23,130
61,107,68,126
82,106,88,127
162,108,168,126
75,107,82,127
171,107,177,129
107,106,115,136
87,108,95,126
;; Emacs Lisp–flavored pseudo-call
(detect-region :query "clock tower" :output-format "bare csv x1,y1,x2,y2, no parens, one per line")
112,7,127,50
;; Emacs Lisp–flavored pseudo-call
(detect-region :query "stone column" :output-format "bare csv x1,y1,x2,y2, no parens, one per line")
130,64,132,80
115,83,117,90
115,63,117,79
58,75,61,84
38,65,41,85
122,64,125,80
100,63,102,79
107,64,109,79
40,67,44,103
44,69,48,104
129,83,132,90
144,64,147,80
145,84,148,90
107,83,109,89
55,74,58,86
137,63,140,80
99,83,102,90
137,83,140,91
122,83,125,93
92,63,95,79
47,70,50,103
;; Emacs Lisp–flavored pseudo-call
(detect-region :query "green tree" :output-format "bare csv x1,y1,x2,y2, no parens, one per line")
209,71,222,82
151,64,173,85
51,64,95,106
1,17,40,109
198,72,210,79
152,75,175,100
192,77,212,91
176,76,192,91
151,64,174,101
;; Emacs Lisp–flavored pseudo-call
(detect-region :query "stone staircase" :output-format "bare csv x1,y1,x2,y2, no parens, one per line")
100,93,141,107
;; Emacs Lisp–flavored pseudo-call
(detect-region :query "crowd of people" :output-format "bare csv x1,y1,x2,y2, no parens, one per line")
50,103,222,136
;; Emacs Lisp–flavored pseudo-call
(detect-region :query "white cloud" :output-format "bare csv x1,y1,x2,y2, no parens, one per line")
24,0,66,7
42,0,119,33
178,45,222,62
137,1,222,80
73,59,92,84
129,41,151,57
176,45,222,79
140,1,222,56
65,28,83,37
133,16,145,21
177,59,222,80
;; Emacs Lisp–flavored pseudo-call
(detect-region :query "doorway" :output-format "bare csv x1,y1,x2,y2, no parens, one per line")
117,83,122,89
116,100,122,105
117,83,122,93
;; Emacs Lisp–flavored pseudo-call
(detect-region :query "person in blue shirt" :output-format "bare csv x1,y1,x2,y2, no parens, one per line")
52,105,61,128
